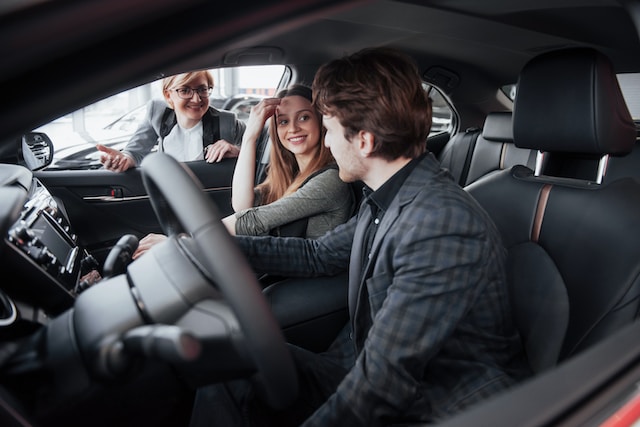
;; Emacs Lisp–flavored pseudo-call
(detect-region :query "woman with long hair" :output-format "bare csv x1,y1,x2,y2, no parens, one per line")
223,84,354,238
133,84,354,259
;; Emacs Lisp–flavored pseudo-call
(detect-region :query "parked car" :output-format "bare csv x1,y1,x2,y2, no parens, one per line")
1,1,640,426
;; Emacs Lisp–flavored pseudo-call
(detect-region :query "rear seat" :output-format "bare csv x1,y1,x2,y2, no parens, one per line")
436,127,481,186
436,112,536,187
465,112,536,185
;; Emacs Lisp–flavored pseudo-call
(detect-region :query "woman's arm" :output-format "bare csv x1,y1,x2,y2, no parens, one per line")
222,214,237,236
234,168,352,237
231,98,281,212
122,99,165,166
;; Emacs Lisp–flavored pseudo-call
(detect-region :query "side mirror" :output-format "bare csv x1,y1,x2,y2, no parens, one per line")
20,132,53,171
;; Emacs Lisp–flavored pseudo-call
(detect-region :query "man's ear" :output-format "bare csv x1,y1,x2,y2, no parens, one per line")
357,130,376,157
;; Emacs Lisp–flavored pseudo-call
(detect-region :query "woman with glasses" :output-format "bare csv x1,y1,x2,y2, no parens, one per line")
98,70,245,172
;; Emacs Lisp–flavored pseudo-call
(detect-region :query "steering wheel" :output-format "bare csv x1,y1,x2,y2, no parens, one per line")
140,152,298,409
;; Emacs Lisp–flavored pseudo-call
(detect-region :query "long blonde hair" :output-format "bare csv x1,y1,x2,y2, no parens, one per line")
256,84,335,205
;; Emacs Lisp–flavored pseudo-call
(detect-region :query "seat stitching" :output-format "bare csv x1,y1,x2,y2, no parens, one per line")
531,184,552,242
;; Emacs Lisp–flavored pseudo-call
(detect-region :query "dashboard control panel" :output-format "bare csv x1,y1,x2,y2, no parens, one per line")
4,178,86,313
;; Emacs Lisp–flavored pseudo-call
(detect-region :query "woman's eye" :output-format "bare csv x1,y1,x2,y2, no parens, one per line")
278,119,288,126
299,114,310,122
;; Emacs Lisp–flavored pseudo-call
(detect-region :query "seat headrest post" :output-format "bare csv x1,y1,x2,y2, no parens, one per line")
596,154,609,184
534,151,545,177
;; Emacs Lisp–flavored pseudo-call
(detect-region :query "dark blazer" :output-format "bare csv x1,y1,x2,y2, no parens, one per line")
236,152,530,426
123,99,245,165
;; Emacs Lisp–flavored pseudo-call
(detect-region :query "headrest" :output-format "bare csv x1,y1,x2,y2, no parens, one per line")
513,48,635,155
482,112,513,143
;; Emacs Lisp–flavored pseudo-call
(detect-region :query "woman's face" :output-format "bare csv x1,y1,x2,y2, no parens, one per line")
164,74,210,128
275,95,321,158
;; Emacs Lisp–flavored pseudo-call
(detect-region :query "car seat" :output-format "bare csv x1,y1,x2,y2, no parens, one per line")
464,111,536,186
466,47,640,373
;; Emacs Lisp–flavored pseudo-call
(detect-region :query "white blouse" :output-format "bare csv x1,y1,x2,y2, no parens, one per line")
160,121,204,161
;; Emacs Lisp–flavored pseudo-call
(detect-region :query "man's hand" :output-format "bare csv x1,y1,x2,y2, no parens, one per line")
97,144,135,172
132,233,167,259
205,139,240,163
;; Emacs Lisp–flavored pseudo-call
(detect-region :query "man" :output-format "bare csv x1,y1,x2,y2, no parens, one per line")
190,47,530,426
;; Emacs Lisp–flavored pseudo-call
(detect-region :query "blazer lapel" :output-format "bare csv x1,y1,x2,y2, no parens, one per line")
348,153,440,334
356,156,430,290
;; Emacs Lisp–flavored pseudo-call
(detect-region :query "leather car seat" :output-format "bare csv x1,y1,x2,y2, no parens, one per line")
464,111,536,186
466,48,640,373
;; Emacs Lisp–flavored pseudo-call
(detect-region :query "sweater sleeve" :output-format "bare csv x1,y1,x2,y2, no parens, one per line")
234,168,352,238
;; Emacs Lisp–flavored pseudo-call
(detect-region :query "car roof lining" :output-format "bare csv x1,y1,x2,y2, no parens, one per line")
1,0,639,139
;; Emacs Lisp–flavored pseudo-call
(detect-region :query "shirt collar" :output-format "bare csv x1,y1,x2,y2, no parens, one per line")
363,152,426,214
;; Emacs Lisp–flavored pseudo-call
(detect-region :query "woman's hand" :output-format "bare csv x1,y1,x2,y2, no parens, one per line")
97,144,135,172
205,139,240,163
244,98,281,139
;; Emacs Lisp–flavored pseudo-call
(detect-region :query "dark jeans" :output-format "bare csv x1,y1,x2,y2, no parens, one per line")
189,344,350,427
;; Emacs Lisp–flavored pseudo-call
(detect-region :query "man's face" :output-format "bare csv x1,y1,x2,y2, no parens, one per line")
323,115,365,183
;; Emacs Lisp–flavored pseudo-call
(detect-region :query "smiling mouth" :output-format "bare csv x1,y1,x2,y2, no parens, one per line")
288,136,307,143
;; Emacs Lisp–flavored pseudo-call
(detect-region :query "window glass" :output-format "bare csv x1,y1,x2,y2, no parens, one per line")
617,73,640,120
37,65,287,170
501,84,517,101
503,74,640,122
424,84,456,136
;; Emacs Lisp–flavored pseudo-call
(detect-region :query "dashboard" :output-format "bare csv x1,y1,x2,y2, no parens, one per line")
1,164,95,323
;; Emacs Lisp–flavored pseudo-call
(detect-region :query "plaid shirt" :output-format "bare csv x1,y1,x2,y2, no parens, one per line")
236,153,530,426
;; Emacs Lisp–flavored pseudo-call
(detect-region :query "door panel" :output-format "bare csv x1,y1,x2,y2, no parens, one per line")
35,158,237,264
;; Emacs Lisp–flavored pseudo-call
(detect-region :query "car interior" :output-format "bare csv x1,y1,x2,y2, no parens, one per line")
2,0,640,426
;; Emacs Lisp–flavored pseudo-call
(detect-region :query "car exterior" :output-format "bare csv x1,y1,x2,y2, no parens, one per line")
1,1,640,427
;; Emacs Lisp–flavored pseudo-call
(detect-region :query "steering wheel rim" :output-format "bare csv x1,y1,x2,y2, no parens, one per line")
140,152,298,409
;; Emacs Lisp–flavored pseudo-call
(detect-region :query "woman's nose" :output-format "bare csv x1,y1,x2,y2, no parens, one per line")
288,121,301,132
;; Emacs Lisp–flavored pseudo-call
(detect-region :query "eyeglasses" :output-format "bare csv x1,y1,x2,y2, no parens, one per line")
174,86,212,99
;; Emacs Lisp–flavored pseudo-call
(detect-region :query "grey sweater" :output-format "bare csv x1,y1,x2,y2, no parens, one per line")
235,168,355,238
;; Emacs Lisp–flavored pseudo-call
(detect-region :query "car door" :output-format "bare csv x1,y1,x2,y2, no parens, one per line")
33,159,237,264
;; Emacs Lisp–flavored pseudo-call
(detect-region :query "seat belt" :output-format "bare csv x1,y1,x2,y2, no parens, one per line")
458,128,480,186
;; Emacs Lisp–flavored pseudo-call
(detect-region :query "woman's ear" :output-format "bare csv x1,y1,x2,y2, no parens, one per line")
163,90,174,109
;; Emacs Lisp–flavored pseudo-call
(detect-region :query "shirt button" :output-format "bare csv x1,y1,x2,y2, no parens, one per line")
374,218,380,225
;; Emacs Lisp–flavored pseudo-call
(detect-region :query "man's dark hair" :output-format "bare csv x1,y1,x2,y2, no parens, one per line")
312,47,432,160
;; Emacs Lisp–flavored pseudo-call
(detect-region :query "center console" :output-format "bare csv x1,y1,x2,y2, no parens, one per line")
4,178,95,315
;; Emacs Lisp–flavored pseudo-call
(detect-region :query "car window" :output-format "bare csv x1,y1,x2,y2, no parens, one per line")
38,65,287,170
424,83,456,136
617,73,640,121
503,73,640,122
